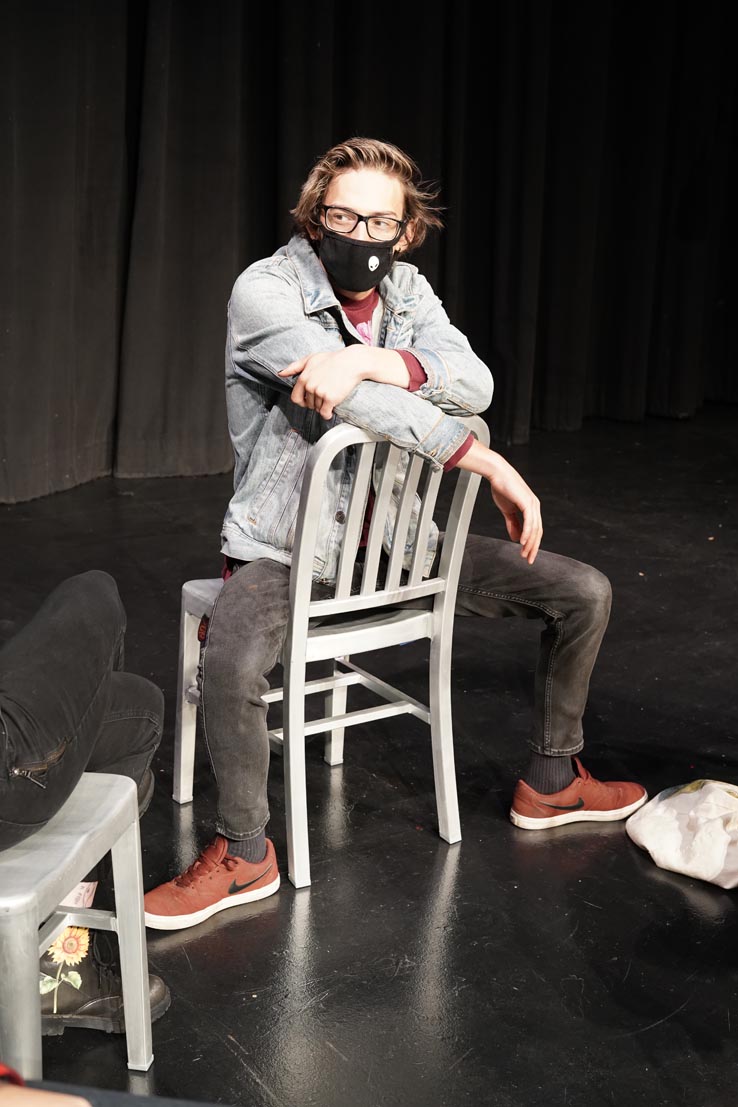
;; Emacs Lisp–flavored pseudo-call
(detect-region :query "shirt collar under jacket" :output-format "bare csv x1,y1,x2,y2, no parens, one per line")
282,234,420,320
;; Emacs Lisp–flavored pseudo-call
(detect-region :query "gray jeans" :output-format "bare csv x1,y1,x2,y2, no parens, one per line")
199,535,611,840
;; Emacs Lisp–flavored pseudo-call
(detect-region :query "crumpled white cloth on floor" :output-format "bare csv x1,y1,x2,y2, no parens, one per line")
625,779,738,889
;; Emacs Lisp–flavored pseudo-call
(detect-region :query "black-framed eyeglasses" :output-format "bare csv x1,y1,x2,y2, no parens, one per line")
321,205,406,243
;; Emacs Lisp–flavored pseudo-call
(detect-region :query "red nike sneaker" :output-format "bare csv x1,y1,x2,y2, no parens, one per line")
510,757,647,830
144,836,280,930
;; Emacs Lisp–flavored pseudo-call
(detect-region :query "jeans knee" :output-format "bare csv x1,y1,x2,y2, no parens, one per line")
70,569,120,605
137,676,165,730
62,570,126,634
201,641,271,705
110,672,164,740
578,566,612,625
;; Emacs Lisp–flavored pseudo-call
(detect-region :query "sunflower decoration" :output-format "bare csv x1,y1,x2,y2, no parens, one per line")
40,926,90,1013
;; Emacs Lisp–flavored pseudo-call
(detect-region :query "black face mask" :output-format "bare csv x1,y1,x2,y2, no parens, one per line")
318,229,395,293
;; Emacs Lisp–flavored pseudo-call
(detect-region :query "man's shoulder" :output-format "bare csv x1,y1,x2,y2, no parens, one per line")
234,245,294,285
231,235,324,299
229,250,299,312
387,259,432,296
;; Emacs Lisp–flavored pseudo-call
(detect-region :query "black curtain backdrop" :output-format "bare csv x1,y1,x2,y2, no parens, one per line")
1,0,736,503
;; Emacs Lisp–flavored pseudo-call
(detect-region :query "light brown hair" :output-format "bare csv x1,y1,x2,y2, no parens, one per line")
291,136,444,253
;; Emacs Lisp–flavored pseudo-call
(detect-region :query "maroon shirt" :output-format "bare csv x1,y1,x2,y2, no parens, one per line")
338,291,473,471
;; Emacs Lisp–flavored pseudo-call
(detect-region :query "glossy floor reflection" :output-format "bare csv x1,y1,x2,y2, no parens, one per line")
1,405,736,1106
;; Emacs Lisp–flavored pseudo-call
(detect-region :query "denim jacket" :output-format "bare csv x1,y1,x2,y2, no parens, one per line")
221,233,493,582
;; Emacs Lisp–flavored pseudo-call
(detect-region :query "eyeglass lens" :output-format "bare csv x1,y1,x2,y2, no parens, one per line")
324,207,402,242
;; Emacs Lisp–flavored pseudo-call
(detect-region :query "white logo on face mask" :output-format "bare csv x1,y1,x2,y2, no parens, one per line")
368,255,380,272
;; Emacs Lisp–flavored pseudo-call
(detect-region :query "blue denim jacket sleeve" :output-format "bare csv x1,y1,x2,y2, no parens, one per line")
228,252,489,469
392,268,494,416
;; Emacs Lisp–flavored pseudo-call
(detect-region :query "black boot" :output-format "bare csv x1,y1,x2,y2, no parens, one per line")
137,768,156,818
40,926,170,1035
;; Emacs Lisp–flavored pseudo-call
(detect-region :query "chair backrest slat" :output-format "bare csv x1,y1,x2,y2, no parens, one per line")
292,417,490,626
360,443,401,594
334,442,375,599
407,465,443,586
385,453,425,590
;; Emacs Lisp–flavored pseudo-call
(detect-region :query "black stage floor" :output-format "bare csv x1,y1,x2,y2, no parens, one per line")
1,404,736,1107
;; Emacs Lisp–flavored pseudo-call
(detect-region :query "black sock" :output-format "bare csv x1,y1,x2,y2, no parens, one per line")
523,753,576,794
226,832,267,864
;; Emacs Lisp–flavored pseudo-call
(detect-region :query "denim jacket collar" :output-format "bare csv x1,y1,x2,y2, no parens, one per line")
283,234,419,318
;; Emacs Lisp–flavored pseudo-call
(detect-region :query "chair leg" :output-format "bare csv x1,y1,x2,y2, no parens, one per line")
111,817,153,1072
428,639,462,844
283,666,311,889
173,607,201,804
0,907,42,1079
323,658,347,766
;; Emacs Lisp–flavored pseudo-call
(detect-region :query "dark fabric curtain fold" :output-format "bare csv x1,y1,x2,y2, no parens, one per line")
116,0,242,477
1,0,735,502
1,0,130,502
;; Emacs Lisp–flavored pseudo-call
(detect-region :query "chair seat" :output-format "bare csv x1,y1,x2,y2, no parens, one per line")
182,577,224,609
0,773,138,922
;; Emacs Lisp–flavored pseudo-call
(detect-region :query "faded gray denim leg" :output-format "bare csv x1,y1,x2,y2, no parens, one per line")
199,559,293,840
453,534,612,757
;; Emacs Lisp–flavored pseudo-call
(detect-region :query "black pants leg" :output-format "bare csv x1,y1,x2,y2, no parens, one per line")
0,570,163,852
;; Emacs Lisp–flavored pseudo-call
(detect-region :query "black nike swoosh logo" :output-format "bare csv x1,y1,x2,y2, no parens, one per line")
228,862,273,895
538,797,585,811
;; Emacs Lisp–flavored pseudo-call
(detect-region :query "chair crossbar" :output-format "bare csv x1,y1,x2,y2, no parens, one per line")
266,661,431,732
334,657,431,723
187,667,370,709
38,907,118,955
269,698,419,744
261,670,362,704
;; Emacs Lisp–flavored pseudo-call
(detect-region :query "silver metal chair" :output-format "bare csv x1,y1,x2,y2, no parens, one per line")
0,772,153,1079
173,415,489,888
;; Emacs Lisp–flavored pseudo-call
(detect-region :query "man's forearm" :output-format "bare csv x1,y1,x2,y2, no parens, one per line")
454,439,543,564
454,438,508,481
356,346,411,389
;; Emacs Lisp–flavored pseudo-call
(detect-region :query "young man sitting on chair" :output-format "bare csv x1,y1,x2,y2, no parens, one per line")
143,136,647,931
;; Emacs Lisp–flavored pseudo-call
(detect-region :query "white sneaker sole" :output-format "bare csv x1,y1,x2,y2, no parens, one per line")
510,790,648,830
144,872,281,931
